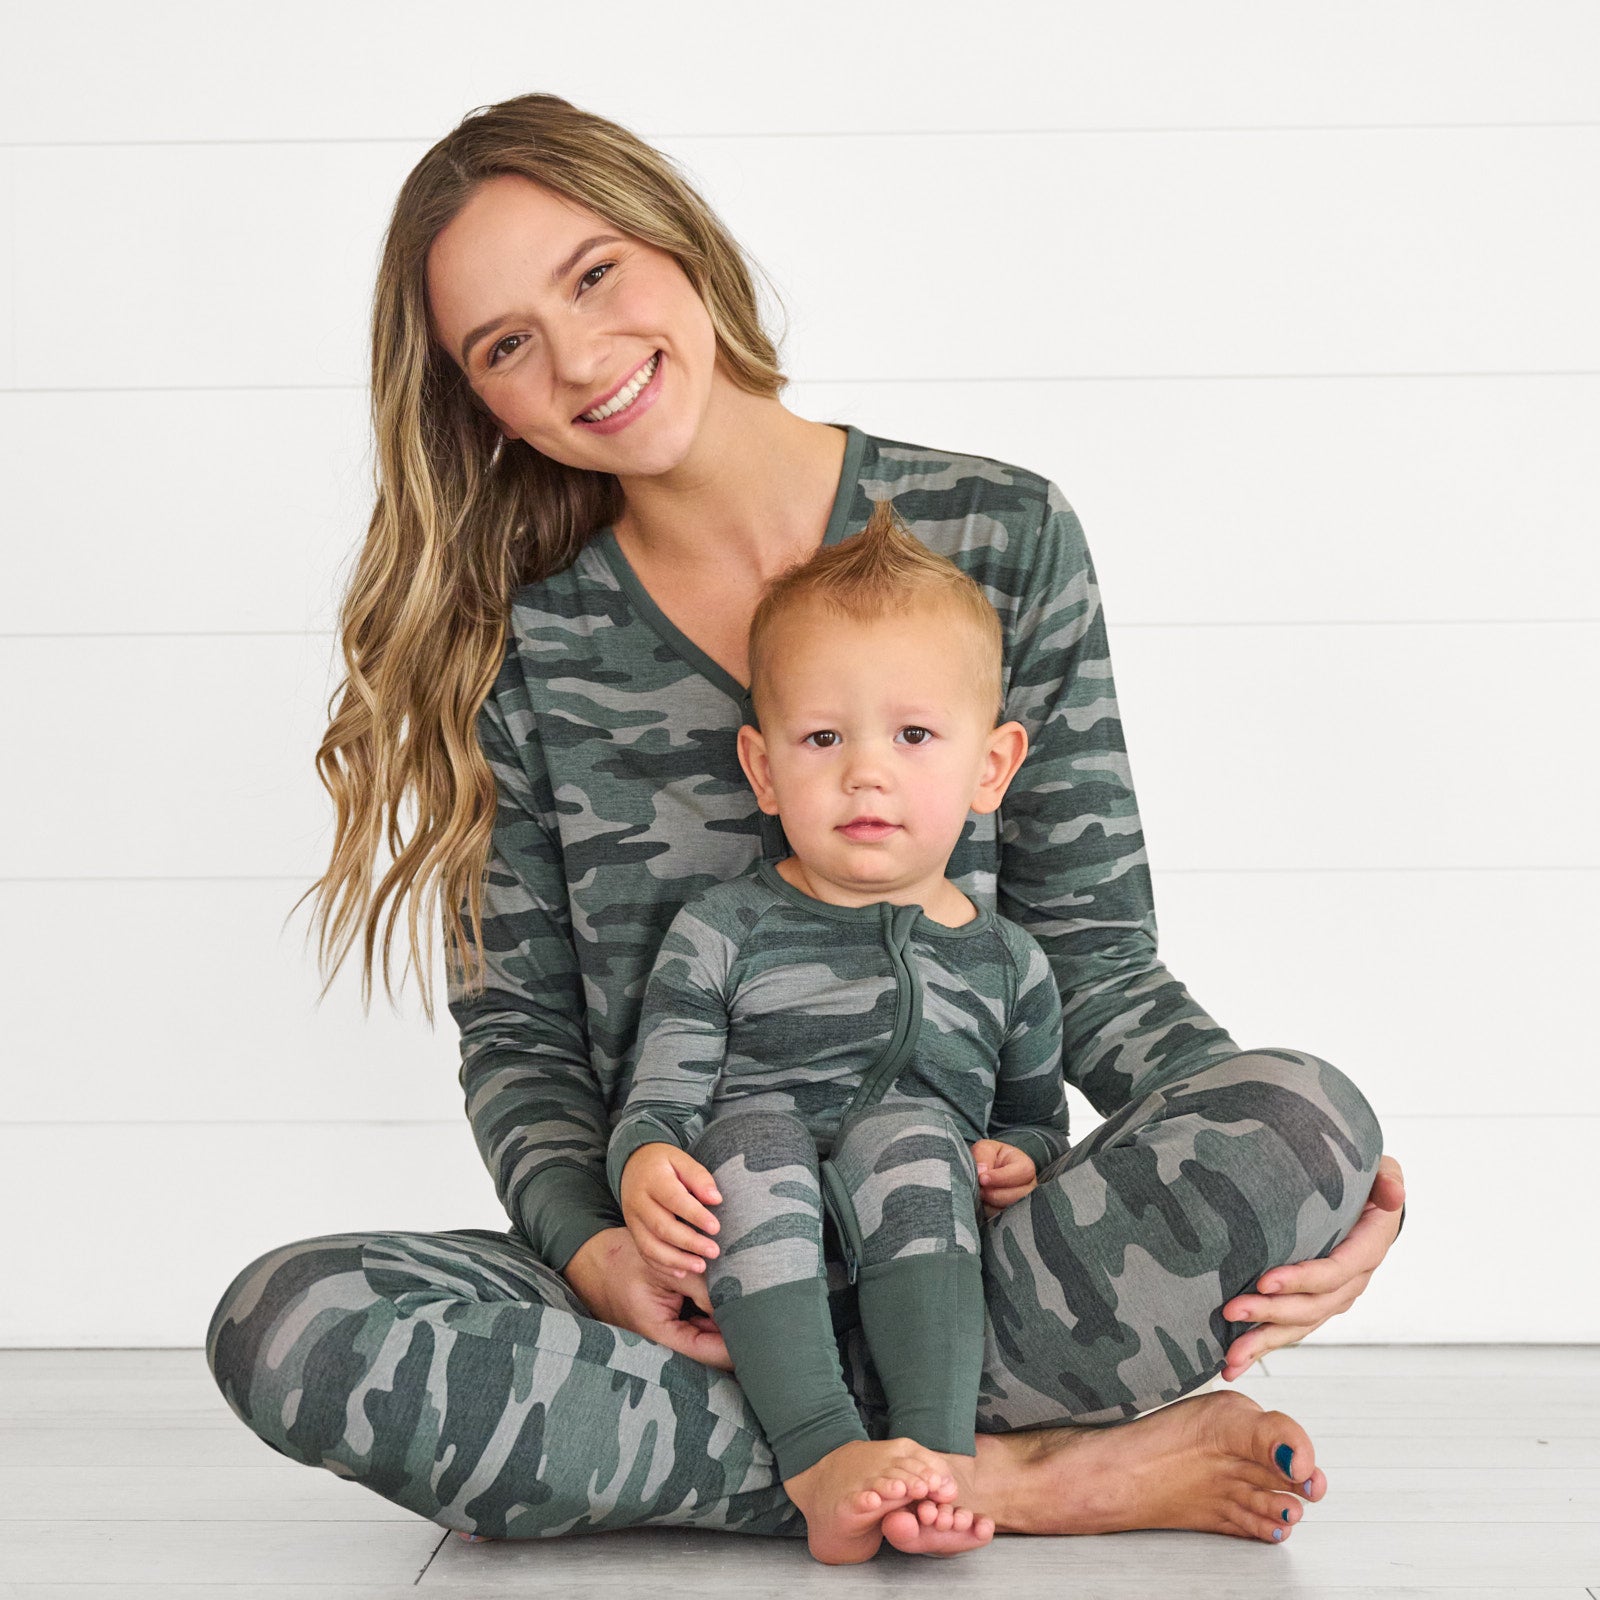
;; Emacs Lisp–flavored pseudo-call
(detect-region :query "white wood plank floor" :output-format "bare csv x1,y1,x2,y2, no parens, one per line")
0,1345,1596,1598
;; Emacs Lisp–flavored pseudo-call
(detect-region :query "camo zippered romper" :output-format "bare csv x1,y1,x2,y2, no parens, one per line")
608,860,1072,1474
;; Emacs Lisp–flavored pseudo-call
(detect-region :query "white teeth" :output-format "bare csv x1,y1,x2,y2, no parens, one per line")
581,352,659,422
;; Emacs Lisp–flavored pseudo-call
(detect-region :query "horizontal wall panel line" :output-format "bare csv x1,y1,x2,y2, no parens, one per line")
5,865,1596,885
5,121,1599,150
4,619,1594,641
8,373,1600,399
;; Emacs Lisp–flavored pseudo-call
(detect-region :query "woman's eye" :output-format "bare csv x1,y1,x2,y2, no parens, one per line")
485,262,614,370
899,726,933,745
487,334,524,369
802,730,840,749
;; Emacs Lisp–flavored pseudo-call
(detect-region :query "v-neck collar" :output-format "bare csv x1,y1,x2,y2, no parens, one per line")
594,422,868,712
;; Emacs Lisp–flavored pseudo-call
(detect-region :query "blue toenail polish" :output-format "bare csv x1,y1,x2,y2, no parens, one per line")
1273,1527,1284,1541
1274,1443,1294,1477
1281,1508,1289,1520
1302,1478,1313,1494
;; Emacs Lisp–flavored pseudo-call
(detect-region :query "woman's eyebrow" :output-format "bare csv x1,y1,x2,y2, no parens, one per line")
458,235,626,368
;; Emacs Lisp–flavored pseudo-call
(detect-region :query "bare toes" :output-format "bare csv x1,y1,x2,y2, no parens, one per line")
1248,1488,1302,1530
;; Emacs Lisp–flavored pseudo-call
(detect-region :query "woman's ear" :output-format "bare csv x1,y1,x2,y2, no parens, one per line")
969,721,1030,816
736,724,781,815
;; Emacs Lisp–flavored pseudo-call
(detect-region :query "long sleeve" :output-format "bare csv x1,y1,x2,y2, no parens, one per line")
604,898,735,1198
446,657,621,1271
996,482,1242,1117
987,928,1072,1171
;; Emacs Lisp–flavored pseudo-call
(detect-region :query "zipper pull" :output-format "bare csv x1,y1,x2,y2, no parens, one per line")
845,1251,859,1286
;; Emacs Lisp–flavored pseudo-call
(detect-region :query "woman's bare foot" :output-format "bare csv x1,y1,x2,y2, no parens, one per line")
953,1389,1325,1546
782,1438,958,1565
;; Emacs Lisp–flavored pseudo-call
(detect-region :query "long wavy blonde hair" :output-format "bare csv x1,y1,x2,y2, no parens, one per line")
291,92,788,1022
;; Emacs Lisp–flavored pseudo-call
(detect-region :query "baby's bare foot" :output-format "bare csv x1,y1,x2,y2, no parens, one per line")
882,1494,996,1556
782,1437,958,1565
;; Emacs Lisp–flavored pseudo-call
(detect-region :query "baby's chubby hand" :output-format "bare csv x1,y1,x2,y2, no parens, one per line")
972,1138,1037,1215
619,1143,723,1279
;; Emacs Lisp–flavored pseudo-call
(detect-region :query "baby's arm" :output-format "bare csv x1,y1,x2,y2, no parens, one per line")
606,898,737,1276
982,927,1072,1212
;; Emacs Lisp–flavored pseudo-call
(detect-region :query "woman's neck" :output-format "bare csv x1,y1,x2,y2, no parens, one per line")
611,385,847,581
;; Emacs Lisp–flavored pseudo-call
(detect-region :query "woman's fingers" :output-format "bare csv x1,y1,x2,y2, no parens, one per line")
1252,1250,1365,1298
1227,1284,1362,1326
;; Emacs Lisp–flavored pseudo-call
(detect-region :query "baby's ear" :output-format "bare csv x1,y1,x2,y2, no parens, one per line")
971,720,1030,814
736,724,781,815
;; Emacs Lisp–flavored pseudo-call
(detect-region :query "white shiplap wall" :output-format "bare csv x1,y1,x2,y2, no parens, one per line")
1,2,1595,1346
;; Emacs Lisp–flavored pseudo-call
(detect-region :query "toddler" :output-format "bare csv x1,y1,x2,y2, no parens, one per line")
606,500,1070,1564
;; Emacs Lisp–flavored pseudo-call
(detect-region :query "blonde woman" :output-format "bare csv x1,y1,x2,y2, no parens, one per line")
205,92,1407,1556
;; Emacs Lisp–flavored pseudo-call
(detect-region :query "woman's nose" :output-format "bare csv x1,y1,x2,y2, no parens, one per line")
547,325,611,399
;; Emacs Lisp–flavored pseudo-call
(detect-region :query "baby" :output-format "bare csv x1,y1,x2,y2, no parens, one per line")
605,499,1070,1565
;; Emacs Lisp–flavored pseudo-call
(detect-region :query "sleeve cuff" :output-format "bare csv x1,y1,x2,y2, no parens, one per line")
514,1164,624,1272
1001,1128,1065,1173
605,1116,687,1202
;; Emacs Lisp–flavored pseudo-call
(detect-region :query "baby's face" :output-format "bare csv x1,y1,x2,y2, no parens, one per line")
742,603,1011,896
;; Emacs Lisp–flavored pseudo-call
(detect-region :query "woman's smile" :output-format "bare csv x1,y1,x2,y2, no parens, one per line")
575,349,663,428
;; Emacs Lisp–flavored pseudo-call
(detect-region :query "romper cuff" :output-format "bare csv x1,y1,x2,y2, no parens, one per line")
605,1115,689,1204
1000,1127,1067,1173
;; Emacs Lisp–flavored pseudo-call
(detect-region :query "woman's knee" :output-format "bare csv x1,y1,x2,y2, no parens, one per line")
1185,1046,1385,1233
205,1232,376,1454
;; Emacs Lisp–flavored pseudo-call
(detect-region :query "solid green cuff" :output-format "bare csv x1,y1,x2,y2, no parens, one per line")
856,1251,984,1456
715,1277,868,1481
515,1163,624,1272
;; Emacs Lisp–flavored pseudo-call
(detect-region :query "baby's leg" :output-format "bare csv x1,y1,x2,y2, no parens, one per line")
692,1110,955,1564
825,1103,993,1556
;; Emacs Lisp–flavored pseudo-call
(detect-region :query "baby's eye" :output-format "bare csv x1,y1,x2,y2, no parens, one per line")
899,726,934,745
802,730,840,749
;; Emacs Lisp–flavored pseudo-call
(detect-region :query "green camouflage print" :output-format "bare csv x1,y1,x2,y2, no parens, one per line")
205,424,1388,1537
446,423,1242,1273
204,1045,1381,1536
606,859,1071,1198
691,1102,987,1474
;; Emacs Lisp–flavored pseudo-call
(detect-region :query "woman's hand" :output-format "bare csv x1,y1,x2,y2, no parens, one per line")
1218,1154,1406,1381
564,1226,732,1371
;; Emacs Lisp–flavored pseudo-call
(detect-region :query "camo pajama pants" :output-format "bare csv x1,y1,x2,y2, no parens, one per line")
205,1045,1384,1539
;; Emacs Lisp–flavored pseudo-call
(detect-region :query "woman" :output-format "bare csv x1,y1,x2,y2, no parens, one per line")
206,92,1407,1554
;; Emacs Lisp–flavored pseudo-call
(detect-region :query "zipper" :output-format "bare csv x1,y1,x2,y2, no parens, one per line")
841,902,924,1123
823,902,925,1287
819,1158,866,1284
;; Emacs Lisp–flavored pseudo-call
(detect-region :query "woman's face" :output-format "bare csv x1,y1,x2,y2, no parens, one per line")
425,174,719,476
